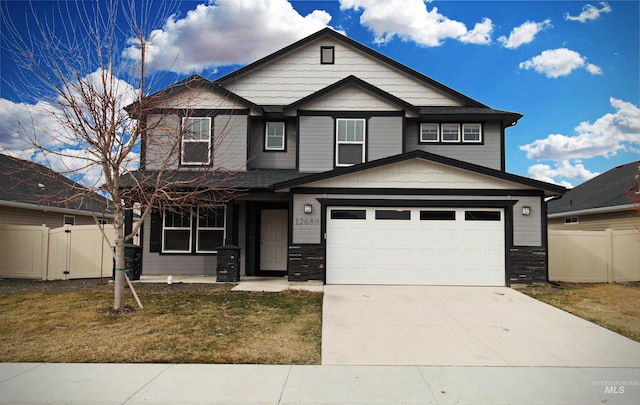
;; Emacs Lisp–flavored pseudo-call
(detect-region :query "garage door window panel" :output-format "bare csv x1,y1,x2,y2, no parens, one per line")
331,209,366,220
465,211,501,221
420,210,456,221
375,210,411,220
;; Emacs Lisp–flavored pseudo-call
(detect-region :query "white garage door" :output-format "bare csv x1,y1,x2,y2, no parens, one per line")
326,207,505,286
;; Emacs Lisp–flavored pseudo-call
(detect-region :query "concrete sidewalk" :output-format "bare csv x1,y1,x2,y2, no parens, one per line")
0,363,638,404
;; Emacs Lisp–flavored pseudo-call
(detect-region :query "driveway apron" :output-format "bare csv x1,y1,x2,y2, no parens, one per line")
321,285,640,366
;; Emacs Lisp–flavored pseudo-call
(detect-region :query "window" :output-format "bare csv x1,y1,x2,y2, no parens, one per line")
465,211,501,221
420,210,456,221
63,215,75,225
197,207,226,252
163,209,192,252
181,117,211,165
162,206,227,253
321,46,335,64
441,124,460,142
420,123,439,142
331,210,366,220
564,217,579,225
375,210,411,220
265,122,285,151
336,118,365,166
462,124,482,143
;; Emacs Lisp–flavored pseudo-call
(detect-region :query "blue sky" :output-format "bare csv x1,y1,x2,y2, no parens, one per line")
1,0,638,188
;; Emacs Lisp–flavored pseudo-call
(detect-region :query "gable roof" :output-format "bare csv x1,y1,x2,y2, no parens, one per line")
274,150,566,196
0,154,112,216
284,75,420,115
129,74,261,116
548,160,639,216
215,28,487,108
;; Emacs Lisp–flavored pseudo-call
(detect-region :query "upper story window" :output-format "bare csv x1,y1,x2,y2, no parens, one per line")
321,46,335,64
265,122,285,151
462,124,482,143
181,117,211,166
420,123,440,142
442,124,460,142
419,123,483,144
336,118,365,167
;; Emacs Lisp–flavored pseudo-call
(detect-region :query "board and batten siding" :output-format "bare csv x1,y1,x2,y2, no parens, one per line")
292,194,322,244
299,116,334,173
368,116,403,161
213,115,247,171
145,114,180,170
249,119,297,170
141,218,218,275
512,196,542,246
225,38,462,107
405,121,502,170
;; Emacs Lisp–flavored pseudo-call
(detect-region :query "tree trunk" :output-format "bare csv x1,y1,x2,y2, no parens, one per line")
113,204,126,311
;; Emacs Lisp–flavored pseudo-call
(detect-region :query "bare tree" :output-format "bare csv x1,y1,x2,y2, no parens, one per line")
1,0,243,310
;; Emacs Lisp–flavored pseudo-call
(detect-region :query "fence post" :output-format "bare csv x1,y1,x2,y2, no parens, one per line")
41,225,49,281
605,228,613,283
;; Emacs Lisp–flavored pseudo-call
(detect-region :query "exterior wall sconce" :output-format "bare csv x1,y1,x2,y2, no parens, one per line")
522,206,531,216
304,203,313,214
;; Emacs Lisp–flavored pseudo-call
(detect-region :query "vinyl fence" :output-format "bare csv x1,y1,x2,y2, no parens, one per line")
0,224,121,280
549,229,640,283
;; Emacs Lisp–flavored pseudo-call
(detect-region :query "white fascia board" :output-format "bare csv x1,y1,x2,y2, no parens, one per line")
548,203,638,218
0,200,113,218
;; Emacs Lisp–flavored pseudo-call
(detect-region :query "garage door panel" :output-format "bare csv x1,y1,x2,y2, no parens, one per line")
326,207,505,286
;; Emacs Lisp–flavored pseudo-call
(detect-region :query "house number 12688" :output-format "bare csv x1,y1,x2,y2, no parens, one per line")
295,218,319,226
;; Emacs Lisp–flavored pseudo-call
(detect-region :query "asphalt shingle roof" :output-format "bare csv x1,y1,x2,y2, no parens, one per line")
0,154,112,214
547,160,639,214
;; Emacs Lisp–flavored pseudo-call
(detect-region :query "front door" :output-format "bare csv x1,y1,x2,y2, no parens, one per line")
260,209,288,272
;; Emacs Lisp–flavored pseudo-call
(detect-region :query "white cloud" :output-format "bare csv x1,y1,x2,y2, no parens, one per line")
518,48,601,78
123,0,335,74
498,19,552,49
0,69,140,188
520,98,640,163
339,0,493,46
565,2,612,23
527,161,600,188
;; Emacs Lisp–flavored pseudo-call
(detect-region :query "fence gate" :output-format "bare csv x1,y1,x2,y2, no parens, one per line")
47,225,116,280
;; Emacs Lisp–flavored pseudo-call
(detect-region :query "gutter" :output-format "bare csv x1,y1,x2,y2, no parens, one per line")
0,200,114,218
548,203,637,218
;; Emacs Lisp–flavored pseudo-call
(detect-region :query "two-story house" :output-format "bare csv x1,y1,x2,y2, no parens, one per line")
125,28,564,286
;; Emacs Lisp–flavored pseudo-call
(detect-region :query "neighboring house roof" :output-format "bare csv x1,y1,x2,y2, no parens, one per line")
216,28,487,108
0,154,112,216
274,150,566,196
548,160,639,216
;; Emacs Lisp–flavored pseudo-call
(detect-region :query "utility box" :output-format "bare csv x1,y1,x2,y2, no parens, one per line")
216,245,240,282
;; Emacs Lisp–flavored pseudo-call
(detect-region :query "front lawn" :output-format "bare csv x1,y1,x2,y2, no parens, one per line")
515,282,640,342
0,280,323,364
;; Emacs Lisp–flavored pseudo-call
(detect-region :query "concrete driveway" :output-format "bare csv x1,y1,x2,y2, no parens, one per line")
322,285,640,366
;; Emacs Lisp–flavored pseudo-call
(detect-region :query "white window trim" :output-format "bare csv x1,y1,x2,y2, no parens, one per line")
162,209,192,253
63,215,75,226
564,217,579,225
181,117,212,166
336,118,366,167
196,206,226,253
265,122,285,151
462,123,482,143
420,123,440,143
441,123,461,143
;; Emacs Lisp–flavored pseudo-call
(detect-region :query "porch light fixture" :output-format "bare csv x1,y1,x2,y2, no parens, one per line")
522,206,531,216
304,203,313,214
